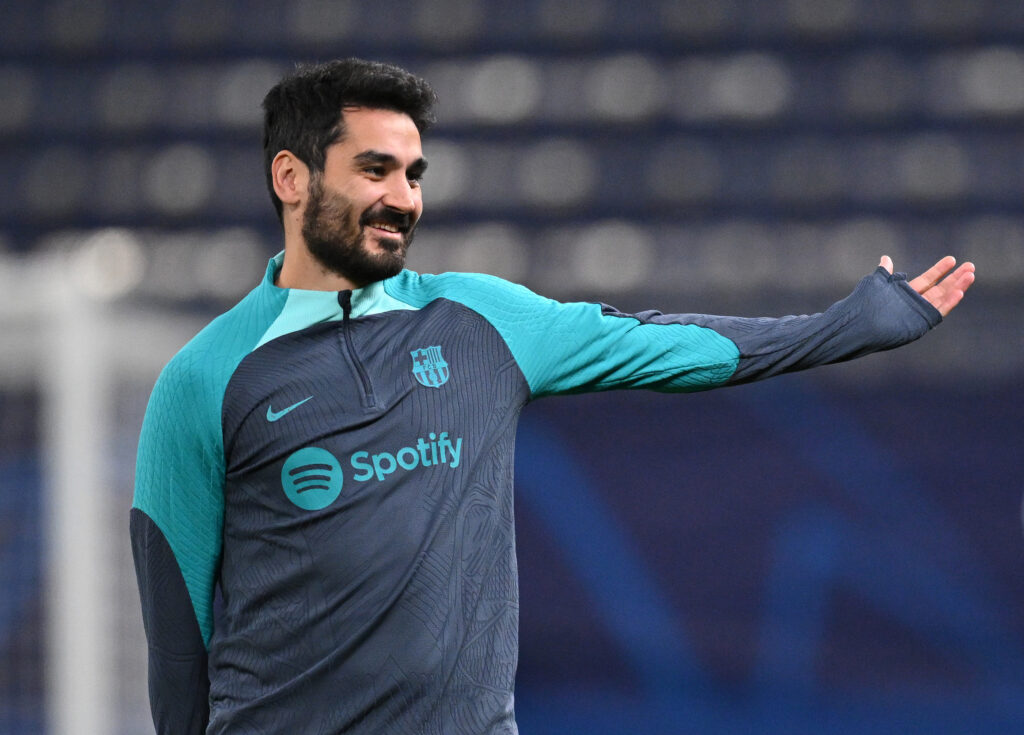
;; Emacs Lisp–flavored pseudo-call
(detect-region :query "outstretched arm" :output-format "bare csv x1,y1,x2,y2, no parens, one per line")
551,256,974,391
663,256,973,386
390,259,972,398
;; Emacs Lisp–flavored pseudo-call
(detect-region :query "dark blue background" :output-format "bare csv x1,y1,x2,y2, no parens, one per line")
514,372,1023,732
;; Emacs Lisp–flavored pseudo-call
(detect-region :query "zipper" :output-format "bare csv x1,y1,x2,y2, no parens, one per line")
337,290,376,408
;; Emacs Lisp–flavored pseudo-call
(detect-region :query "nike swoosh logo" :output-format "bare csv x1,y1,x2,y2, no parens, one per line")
266,396,314,422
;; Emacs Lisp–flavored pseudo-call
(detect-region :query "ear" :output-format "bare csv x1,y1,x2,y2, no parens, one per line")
271,150,309,210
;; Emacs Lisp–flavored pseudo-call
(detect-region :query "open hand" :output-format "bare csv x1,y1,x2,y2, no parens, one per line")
879,255,975,317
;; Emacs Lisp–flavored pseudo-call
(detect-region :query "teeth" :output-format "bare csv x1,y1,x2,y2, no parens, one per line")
371,223,399,233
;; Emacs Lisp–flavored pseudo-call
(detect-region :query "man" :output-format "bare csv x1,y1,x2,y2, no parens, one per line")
130,58,974,734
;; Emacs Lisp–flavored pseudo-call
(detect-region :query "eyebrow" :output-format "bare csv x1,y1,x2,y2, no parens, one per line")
353,150,429,176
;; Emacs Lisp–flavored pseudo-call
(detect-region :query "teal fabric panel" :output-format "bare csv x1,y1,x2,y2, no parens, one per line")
133,274,288,646
383,270,740,398
255,273,417,349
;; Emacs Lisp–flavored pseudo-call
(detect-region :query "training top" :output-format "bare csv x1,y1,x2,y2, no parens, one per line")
130,253,941,734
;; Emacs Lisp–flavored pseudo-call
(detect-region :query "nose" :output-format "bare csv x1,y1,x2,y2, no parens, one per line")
382,175,419,214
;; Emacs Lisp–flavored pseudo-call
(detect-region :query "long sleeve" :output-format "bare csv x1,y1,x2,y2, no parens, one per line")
131,347,229,734
383,266,941,398
597,266,943,387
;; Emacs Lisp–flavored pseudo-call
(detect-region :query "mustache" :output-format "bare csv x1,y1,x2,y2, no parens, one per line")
359,206,413,233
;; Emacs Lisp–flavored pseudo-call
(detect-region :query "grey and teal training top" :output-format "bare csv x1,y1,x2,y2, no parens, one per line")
130,253,941,734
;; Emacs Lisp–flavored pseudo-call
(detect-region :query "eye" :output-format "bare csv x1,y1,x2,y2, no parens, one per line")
363,166,385,178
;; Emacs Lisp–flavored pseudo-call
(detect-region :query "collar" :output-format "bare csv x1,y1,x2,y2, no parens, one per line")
254,252,416,348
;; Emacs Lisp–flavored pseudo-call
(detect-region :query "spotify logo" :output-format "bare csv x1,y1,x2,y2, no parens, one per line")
281,432,465,512
281,447,344,510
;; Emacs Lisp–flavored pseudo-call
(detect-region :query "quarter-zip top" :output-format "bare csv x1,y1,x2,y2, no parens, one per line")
337,289,377,409
132,250,940,733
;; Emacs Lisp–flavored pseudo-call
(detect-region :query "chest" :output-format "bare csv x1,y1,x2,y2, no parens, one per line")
219,300,526,507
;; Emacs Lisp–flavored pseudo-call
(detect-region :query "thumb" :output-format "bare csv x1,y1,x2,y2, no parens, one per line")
879,255,893,274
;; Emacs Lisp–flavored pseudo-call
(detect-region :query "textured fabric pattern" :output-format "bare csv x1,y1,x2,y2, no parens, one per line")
133,274,288,644
598,267,942,386
384,270,742,396
130,508,211,731
210,299,526,733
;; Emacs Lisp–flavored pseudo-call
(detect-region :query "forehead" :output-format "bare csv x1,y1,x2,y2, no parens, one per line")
330,107,423,162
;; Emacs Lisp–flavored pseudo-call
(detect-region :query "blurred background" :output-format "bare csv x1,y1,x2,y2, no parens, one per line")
1,0,1022,733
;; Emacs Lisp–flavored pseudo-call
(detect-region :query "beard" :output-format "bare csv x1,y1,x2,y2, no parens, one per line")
301,175,417,287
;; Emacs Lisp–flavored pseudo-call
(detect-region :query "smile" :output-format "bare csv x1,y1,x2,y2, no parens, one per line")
368,222,402,234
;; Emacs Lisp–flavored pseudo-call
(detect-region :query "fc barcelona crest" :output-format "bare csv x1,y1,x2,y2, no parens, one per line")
410,345,450,388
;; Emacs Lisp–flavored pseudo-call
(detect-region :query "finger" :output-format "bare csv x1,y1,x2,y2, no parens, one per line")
949,261,976,290
879,255,893,274
930,286,966,317
909,255,957,294
923,264,975,316
938,262,976,295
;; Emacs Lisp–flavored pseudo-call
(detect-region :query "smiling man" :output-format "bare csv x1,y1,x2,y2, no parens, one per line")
130,58,974,735
278,105,428,290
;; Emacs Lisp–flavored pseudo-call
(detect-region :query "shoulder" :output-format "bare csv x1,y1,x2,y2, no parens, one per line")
152,282,289,408
384,269,555,313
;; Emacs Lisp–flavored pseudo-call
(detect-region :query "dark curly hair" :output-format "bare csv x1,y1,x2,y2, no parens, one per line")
261,58,437,222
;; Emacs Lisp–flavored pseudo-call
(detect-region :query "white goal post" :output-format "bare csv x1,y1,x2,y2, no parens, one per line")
1,244,206,735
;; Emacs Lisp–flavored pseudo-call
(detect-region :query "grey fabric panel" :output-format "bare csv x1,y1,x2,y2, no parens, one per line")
130,508,210,734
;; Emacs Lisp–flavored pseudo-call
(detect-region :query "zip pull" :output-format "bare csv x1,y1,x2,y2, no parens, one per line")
335,288,376,408
337,290,353,323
